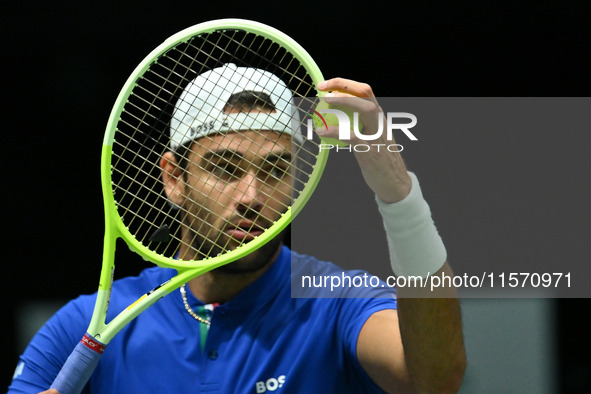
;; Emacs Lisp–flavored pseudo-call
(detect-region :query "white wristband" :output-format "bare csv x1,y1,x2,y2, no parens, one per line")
375,172,447,278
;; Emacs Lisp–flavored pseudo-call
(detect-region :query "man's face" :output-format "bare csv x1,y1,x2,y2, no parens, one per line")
172,130,293,269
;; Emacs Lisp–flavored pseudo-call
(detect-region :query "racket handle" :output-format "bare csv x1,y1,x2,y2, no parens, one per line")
51,333,106,394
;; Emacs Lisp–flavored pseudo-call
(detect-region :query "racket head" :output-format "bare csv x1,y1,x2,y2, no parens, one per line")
102,19,328,272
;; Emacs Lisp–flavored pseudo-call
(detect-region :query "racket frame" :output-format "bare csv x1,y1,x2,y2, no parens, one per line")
89,18,329,345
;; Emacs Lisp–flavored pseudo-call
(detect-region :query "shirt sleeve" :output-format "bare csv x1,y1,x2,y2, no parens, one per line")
8,295,94,393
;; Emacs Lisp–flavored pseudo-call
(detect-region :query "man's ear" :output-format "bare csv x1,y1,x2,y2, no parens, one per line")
160,151,185,207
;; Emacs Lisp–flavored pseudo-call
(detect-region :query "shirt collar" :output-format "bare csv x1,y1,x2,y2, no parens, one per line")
178,245,290,314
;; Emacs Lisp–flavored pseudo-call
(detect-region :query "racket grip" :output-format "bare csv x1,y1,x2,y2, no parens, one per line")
51,333,106,394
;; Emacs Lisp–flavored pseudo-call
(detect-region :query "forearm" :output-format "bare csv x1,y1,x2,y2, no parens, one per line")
376,174,466,392
397,263,466,393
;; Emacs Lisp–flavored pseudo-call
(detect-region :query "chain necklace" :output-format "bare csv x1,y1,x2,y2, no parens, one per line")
180,284,211,325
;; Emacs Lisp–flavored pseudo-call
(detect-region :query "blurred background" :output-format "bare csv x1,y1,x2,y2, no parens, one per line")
2,1,590,392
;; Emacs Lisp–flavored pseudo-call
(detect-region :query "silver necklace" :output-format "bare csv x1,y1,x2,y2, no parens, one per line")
180,284,211,325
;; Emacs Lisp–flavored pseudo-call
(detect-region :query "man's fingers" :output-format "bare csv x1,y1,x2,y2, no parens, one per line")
320,93,383,136
318,78,376,99
324,93,379,115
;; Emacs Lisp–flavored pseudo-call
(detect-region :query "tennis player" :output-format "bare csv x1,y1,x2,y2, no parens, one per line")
10,65,466,393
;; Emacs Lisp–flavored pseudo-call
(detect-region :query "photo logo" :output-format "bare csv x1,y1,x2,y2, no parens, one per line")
307,109,418,152
310,109,329,132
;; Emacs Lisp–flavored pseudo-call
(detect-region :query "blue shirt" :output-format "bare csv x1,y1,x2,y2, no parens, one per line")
9,247,397,393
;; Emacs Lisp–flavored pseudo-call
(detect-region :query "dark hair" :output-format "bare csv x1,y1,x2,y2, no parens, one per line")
223,90,276,113
173,90,277,171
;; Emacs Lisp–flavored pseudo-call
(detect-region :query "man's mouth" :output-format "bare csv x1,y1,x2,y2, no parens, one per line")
225,220,265,241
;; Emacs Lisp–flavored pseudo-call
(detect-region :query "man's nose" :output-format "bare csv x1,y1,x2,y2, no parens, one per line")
235,170,264,212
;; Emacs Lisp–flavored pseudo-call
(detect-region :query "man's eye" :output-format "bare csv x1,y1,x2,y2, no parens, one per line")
208,161,238,179
270,166,287,179
262,164,289,182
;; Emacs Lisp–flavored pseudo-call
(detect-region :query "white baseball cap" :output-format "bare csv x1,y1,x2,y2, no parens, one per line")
170,63,301,150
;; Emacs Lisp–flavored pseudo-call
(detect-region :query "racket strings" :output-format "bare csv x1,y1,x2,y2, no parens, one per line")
111,131,293,258
115,127,310,246
166,119,295,205
149,133,294,260
112,28,322,262
114,140,306,258
175,133,294,260
174,133,302,262
175,31,318,122
170,32,318,192
135,31,320,162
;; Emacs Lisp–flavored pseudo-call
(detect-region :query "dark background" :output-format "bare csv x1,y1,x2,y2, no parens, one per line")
2,0,590,391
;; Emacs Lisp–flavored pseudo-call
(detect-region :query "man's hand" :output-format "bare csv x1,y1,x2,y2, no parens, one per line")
317,78,412,203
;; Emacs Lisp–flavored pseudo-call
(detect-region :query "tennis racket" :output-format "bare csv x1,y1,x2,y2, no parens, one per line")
51,19,331,393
